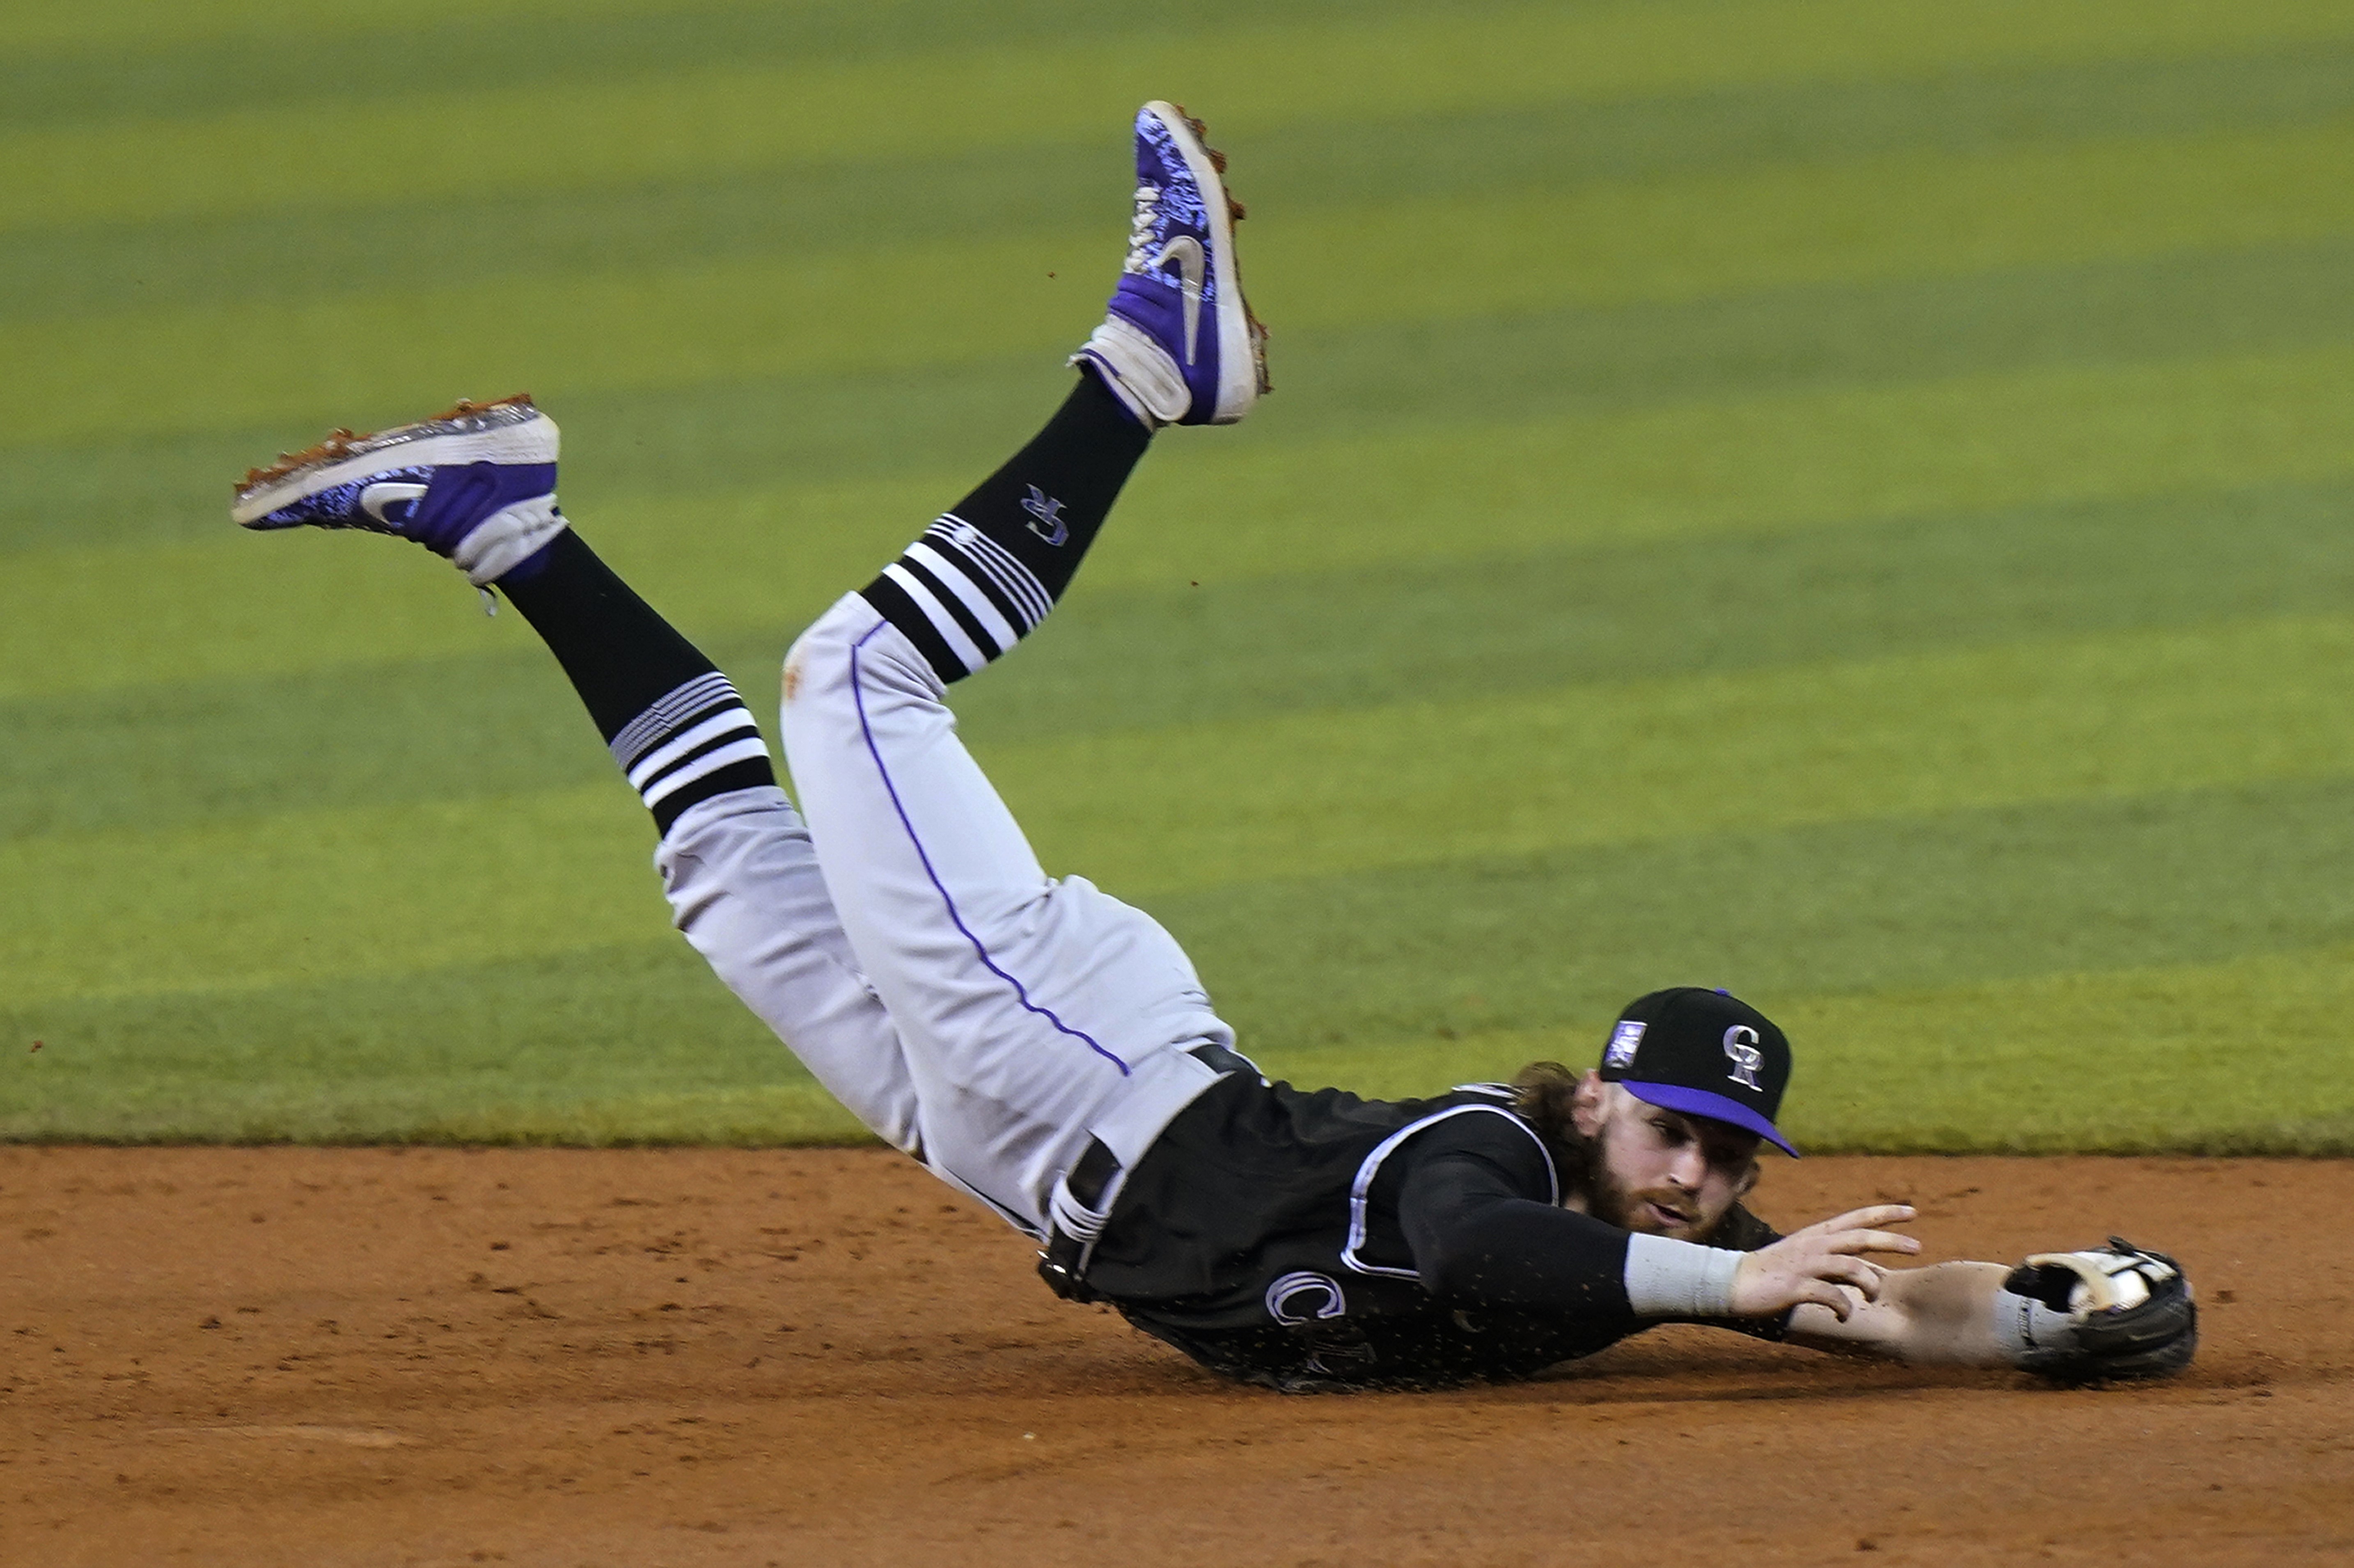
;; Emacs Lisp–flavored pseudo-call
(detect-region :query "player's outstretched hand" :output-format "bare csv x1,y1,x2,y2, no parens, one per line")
1731,1205,1921,1320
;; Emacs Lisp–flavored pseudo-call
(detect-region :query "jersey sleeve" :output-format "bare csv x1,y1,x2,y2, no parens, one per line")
1393,1113,1638,1319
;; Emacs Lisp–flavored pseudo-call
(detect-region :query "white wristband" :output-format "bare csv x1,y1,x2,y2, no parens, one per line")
1623,1234,1745,1317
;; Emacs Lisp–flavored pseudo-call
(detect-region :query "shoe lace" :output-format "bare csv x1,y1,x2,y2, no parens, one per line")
1121,184,1160,275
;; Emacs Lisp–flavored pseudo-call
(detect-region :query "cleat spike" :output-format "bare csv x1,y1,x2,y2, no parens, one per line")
230,395,548,509
421,392,533,425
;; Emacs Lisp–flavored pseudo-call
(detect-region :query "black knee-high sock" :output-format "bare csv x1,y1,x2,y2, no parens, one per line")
500,530,776,833
859,367,1152,682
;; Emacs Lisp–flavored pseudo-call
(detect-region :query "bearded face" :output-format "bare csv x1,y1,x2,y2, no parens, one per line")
1577,1086,1759,1243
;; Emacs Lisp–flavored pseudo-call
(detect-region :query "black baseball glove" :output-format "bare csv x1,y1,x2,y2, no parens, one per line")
2003,1237,2197,1383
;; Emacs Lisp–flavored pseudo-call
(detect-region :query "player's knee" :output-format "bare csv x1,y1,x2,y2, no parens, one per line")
781,620,856,716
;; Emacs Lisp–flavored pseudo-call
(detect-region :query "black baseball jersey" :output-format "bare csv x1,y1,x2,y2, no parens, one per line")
1080,1070,1786,1392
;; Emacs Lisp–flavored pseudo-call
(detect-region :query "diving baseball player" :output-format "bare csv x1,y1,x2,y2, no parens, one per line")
231,103,2196,1392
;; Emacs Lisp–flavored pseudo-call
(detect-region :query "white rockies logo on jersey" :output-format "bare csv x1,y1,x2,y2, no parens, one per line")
1723,1025,1765,1090
1265,1271,1348,1326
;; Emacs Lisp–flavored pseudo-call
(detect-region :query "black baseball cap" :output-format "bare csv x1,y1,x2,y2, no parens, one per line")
1597,987,1797,1156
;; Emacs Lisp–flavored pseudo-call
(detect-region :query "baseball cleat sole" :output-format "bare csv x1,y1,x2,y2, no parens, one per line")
232,394,554,528
1148,101,1269,420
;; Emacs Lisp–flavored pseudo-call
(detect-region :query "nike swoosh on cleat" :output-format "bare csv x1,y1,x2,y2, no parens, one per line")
359,481,429,527
1151,235,1206,366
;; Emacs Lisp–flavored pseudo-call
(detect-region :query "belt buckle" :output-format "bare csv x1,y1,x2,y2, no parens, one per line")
1036,1233,1101,1303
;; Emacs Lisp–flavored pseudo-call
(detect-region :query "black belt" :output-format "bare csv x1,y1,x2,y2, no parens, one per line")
1061,1131,1124,1213
1037,1042,1252,1302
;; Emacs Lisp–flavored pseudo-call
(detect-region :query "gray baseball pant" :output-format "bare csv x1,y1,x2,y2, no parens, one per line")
651,593,1235,1238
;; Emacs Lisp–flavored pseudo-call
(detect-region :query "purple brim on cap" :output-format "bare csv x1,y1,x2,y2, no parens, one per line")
1621,1080,1800,1158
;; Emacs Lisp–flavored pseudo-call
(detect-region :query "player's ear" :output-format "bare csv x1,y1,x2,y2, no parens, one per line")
1569,1070,1609,1140
1735,1159,1760,1199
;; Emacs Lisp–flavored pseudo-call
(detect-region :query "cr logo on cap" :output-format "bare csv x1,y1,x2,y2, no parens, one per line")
1723,1025,1764,1090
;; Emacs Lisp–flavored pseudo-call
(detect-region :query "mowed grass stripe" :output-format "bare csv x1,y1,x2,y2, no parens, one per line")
1254,943,2354,1154
0,0,1396,130
12,0,2336,124
17,780,2354,1146
15,612,2354,1009
0,634,792,844
13,342,2354,705
1155,776,2354,1052
0,0,770,59
0,1080,873,1148
1773,950,2354,1153
21,40,2354,329
0,939,868,1146
17,118,2354,449
16,475,2347,844
13,937,2353,1151
10,0,2345,234
1105,342,2354,586
21,236,2354,557
990,616,2354,895
2,786,667,1007
967,474,2354,743
0,476,933,706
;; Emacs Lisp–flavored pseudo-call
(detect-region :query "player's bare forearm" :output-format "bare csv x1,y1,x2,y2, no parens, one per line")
1784,1260,2014,1365
1778,1241,2198,1382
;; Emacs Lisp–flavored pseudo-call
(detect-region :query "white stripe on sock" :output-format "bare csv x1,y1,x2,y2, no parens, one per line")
639,736,774,809
611,672,735,769
627,709,759,791
904,540,1022,652
934,517,1051,628
881,563,988,674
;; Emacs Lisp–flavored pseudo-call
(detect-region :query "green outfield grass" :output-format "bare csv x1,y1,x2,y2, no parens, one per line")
7,0,2354,1151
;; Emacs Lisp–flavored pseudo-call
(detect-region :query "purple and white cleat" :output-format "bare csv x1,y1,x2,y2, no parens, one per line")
231,394,567,587
1073,101,1268,428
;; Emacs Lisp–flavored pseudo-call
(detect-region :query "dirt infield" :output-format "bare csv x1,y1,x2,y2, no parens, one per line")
3,1148,2348,1566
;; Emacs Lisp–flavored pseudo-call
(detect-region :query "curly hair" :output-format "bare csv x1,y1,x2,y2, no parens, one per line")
1509,1060,1761,1234
1509,1060,1596,1199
